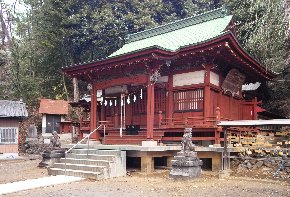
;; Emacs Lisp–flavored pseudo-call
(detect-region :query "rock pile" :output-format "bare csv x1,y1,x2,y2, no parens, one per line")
231,155,290,179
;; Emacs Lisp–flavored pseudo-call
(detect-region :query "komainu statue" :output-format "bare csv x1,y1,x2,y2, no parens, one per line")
50,131,61,148
169,128,202,179
181,128,194,153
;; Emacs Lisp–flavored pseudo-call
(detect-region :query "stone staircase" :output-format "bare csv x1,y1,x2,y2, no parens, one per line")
48,149,126,180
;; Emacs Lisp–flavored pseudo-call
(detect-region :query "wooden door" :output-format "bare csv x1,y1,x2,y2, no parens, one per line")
46,115,61,133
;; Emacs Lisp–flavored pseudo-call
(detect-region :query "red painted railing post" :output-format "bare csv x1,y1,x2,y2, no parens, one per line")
158,111,163,128
216,107,221,124
114,113,118,128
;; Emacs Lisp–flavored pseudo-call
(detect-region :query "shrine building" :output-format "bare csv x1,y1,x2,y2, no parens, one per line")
63,7,275,146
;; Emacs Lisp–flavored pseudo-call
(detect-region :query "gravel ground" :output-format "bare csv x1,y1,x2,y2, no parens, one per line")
1,158,290,197
0,158,47,184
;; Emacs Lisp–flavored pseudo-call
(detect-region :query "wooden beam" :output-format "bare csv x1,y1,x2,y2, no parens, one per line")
94,75,147,90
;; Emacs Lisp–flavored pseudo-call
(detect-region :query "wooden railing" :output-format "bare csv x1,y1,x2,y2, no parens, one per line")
159,116,217,128
80,119,90,131
158,107,223,129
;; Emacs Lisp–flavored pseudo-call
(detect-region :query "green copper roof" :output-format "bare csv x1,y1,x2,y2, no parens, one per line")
109,7,233,58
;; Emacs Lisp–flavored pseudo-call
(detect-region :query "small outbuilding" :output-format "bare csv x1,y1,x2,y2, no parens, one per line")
39,99,68,134
0,100,28,158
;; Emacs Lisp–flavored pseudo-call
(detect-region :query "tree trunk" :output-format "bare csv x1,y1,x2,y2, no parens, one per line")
72,77,79,102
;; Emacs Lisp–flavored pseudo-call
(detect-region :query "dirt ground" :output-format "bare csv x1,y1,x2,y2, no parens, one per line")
1,158,290,197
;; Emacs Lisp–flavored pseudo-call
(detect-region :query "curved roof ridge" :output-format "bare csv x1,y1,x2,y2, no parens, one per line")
126,6,228,43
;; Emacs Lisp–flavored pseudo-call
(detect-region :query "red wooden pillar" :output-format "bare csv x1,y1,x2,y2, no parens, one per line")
146,75,154,139
166,75,174,127
217,72,223,121
101,90,105,122
90,83,100,140
203,64,211,124
215,107,221,144
253,97,258,120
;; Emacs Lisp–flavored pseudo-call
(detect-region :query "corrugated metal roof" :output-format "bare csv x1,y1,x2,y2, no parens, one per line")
109,7,232,58
0,100,28,118
39,99,68,115
218,119,290,126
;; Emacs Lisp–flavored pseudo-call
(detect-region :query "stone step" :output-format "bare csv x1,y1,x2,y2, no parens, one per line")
48,168,105,180
70,149,121,156
48,149,126,180
53,163,107,174
59,158,112,166
66,153,116,161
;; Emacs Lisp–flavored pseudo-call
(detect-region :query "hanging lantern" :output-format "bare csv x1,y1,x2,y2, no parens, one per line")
140,89,143,99
127,96,130,104
133,94,136,102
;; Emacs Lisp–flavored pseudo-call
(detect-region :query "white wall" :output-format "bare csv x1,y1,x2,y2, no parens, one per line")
42,114,46,134
173,70,205,87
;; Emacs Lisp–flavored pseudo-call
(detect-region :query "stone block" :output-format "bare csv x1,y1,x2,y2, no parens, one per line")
44,139,50,144
177,151,197,157
170,151,202,179
255,161,264,168
142,141,158,146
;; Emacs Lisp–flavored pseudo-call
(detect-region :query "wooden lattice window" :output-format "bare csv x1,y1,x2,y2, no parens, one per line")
173,89,204,111
154,89,166,113
0,127,18,144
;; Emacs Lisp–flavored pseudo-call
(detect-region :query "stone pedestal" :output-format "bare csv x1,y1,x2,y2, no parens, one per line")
169,151,203,179
38,148,66,168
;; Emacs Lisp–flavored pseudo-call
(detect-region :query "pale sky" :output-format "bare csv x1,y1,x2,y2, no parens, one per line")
3,0,27,13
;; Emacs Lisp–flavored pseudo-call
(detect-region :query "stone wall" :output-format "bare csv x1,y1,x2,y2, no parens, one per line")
231,153,290,179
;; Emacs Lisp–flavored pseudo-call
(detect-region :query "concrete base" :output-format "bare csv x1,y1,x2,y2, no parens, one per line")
87,140,101,146
142,141,157,146
140,152,154,173
197,151,222,171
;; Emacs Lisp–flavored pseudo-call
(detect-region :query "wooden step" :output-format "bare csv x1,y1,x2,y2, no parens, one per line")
103,139,144,145
104,135,163,140
107,131,164,137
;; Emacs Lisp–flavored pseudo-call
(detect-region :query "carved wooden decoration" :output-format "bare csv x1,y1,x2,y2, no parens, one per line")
222,68,246,96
